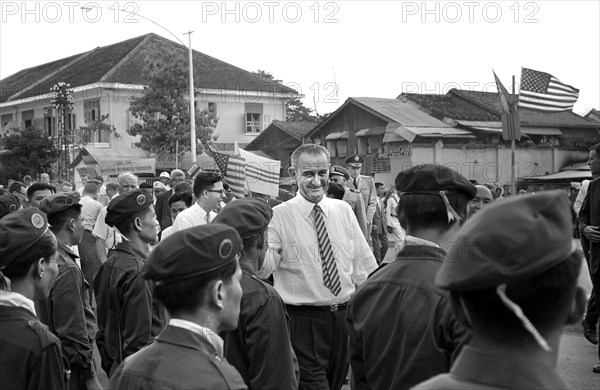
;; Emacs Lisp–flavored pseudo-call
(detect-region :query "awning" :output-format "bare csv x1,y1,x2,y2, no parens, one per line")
325,131,349,140
456,121,562,136
522,127,562,136
392,125,474,143
522,170,591,181
355,127,386,137
382,131,405,143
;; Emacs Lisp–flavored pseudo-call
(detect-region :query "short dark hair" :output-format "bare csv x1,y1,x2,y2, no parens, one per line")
327,183,345,200
155,260,237,316
83,182,99,195
457,250,581,337
193,173,223,198
1,230,57,283
106,183,118,192
47,205,82,232
175,182,193,195
375,182,384,189
9,181,26,194
27,183,55,199
168,192,193,208
398,192,470,231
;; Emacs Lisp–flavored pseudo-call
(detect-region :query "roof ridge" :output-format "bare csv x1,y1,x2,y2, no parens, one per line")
449,89,499,115
100,34,154,82
7,48,97,101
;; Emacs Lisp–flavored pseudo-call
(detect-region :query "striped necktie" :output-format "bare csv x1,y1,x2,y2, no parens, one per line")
313,205,341,296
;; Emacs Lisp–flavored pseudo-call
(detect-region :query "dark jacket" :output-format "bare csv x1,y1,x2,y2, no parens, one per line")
371,199,386,237
93,241,164,376
578,177,600,275
36,243,97,389
110,325,247,389
0,305,66,390
155,189,173,232
346,241,470,390
223,263,299,390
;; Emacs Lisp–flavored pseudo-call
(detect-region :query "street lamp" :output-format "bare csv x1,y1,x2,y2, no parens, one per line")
81,6,197,163
50,82,74,181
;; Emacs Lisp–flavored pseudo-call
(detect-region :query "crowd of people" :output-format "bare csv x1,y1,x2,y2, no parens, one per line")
0,143,595,390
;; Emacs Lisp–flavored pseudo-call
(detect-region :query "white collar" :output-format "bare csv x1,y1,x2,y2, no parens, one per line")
0,291,37,316
404,235,440,248
168,318,224,355
294,193,331,220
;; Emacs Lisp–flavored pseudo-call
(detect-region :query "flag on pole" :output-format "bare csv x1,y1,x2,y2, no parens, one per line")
493,71,521,141
518,68,579,112
210,146,246,198
238,147,281,197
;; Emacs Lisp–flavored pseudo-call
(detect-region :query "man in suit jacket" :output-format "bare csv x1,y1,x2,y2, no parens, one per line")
345,155,377,235
154,169,186,233
371,182,389,264
578,142,600,373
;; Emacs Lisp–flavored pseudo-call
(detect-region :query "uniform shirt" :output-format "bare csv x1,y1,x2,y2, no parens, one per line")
413,346,567,390
224,263,299,390
346,239,469,390
0,292,66,390
80,195,103,232
92,206,121,252
385,193,400,228
343,188,368,239
93,240,164,375
35,244,97,383
348,175,377,225
109,325,247,390
260,193,378,305
171,203,217,233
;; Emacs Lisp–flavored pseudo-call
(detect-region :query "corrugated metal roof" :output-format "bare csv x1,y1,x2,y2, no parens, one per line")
325,131,349,140
523,170,591,181
353,97,453,128
355,127,386,137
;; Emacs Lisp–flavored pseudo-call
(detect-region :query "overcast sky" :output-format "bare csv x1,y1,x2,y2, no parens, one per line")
1,0,598,116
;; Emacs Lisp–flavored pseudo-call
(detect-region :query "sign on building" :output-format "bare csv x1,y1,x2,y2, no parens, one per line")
99,158,156,176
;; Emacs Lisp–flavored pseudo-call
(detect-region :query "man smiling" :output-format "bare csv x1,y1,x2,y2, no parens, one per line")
259,144,377,390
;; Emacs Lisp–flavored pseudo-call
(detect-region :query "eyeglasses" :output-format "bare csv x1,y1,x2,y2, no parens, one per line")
206,189,224,194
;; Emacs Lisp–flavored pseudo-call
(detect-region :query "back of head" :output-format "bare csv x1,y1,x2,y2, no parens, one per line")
174,181,193,195
83,182,99,196
327,183,345,200
171,169,185,181
168,192,194,208
9,181,25,194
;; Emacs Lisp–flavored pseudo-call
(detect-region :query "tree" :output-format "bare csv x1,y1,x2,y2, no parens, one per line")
128,55,217,154
75,114,120,147
254,70,320,123
0,127,60,182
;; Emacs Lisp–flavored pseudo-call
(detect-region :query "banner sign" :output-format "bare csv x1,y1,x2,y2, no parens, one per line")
99,158,156,176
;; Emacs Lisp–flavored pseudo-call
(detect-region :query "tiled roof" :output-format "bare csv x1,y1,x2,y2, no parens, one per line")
245,120,316,150
1,33,298,103
401,93,498,121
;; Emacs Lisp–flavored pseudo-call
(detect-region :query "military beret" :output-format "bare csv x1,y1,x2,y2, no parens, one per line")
395,164,477,199
330,165,350,180
39,191,81,216
345,155,364,165
0,208,50,268
143,223,242,286
105,189,153,228
437,191,576,292
0,194,20,220
213,198,272,239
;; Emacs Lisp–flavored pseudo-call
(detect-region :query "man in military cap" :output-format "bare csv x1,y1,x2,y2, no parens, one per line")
414,191,586,389
0,193,21,219
346,164,474,390
0,208,66,390
93,189,164,377
38,192,101,390
345,155,377,235
109,224,247,389
214,198,300,390
329,165,368,239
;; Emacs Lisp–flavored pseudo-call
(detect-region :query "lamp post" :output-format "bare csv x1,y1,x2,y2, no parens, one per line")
81,6,197,164
50,82,74,182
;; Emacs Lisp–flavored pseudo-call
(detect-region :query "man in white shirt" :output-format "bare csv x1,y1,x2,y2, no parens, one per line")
171,172,223,232
78,182,104,284
92,172,138,264
260,144,377,390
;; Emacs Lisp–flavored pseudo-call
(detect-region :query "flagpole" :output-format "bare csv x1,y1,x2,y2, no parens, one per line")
511,75,516,197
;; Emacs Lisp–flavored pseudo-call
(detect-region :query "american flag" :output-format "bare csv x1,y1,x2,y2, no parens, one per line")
518,68,579,112
211,148,246,198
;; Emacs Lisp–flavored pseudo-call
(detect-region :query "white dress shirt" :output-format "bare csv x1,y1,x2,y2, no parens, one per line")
171,203,217,233
92,206,121,252
168,318,224,356
79,195,103,232
574,179,590,215
0,291,37,316
260,193,378,306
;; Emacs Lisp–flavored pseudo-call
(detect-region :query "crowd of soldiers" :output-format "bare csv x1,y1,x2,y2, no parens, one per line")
0,142,594,390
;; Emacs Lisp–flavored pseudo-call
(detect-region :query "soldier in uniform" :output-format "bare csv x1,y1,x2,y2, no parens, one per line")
0,193,21,219
214,198,300,390
0,208,66,390
93,189,164,377
38,192,101,390
345,155,377,235
329,165,368,239
415,191,586,390
109,223,247,389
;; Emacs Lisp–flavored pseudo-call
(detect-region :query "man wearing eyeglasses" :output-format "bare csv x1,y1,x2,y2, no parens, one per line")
171,172,224,232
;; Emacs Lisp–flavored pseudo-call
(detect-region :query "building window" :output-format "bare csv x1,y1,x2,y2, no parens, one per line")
21,110,34,129
245,103,263,134
1,113,12,129
326,140,348,157
208,102,217,117
84,99,101,122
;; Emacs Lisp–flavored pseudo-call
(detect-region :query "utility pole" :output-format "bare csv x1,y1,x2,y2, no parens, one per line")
184,31,197,163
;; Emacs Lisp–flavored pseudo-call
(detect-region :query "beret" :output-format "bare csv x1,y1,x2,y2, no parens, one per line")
345,155,364,165
436,191,576,292
153,181,168,191
330,165,350,180
143,223,242,286
395,164,477,199
105,189,153,227
0,194,20,220
0,208,50,268
39,191,81,216
213,198,272,239
159,172,170,178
